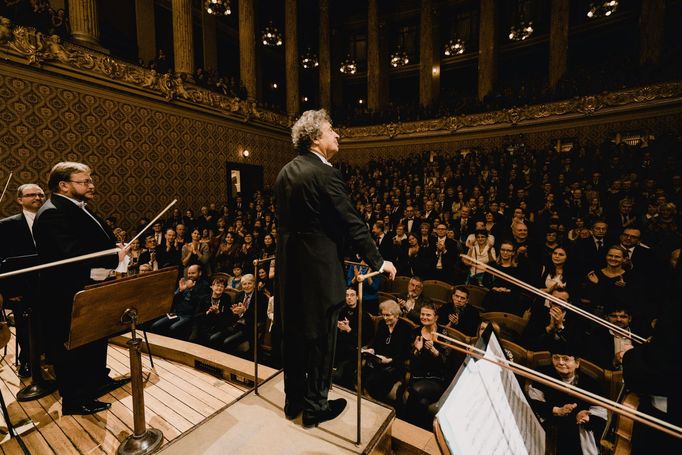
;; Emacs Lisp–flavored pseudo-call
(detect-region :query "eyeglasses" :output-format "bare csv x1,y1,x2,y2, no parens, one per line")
20,193,45,198
500,248,514,252
69,179,95,186
551,354,575,363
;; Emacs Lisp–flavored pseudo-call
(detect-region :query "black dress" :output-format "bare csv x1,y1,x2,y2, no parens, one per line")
363,318,412,402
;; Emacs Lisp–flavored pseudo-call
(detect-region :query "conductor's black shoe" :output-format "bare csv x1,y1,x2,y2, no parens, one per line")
62,400,111,416
302,398,347,428
94,377,131,398
284,400,304,420
18,362,31,378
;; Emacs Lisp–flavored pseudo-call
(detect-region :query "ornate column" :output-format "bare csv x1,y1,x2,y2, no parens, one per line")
419,0,440,107
549,0,570,91
239,0,258,101
639,0,665,65
69,0,103,50
285,0,300,117
135,0,156,64
319,0,331,110
367,0,383,111
202,9,218,71
172,0,194,78
477,0,498,101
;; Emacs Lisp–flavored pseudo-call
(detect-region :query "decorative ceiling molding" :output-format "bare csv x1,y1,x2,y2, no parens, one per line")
0,16,291,132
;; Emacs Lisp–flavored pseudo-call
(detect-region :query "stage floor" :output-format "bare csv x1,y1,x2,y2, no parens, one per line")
0,332,246,454
158,371,395,455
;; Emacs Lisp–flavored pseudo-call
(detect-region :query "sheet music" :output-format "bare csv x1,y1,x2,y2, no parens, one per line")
436,332,545,455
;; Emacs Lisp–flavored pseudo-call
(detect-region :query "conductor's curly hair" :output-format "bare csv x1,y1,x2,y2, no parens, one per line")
291,109,332,154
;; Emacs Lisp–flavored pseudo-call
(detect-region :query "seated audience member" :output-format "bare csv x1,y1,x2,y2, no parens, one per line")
537,246,577,303
465,229,496,286
181,228,211,274
484,240,525,315
190,276,232,345
149,264,211,338
347,260,380,315
406,232,436,279
584,303,634,370
362,300,412,403
256,266,273,298
156,228,182,268
226,263,243,291
522,288,584,352
465,220,496,249
573,219,610,277
585,245,635,318
397,276,431,324
432,222,459,284
213,232,240,273
333,288,373,388
139,235,159,271
404,303,449,429
618,227,654,277
126,238,143,275
527,341,607,455
437,286,480,337
212,274,266,355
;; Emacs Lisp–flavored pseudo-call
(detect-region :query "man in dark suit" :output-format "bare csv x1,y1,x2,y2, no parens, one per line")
573,219,610,277
275,109,397,428
33,162,129,416
372,220,394,262
0,183,46,377
399,205,419,235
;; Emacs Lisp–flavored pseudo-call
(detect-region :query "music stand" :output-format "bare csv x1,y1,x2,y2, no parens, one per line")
67,268,178,455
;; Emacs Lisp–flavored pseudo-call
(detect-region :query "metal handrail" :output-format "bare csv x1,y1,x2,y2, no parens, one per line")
252,255,275,395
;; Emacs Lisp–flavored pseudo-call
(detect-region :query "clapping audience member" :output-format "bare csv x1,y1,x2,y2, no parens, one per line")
190,276,232,344
333,288,373,388
404,303,449,429
527,341,607,455
181,228,211,274
437,286,480,337
396,276,431,324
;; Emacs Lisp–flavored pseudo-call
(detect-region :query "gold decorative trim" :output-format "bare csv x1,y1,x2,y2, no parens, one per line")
0,16,290,130
339,83,682,140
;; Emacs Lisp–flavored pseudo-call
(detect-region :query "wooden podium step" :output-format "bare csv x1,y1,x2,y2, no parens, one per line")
158,371,395,455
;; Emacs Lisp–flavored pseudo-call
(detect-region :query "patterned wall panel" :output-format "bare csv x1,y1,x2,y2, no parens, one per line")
0,64,294,232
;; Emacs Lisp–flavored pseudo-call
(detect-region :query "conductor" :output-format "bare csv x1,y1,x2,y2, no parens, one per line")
33,162,129,415
275,109,397,427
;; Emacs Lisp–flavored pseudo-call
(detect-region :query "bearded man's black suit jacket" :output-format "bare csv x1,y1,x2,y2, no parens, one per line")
33,194,119,405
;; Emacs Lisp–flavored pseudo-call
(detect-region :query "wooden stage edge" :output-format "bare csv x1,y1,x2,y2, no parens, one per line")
0,331,438,454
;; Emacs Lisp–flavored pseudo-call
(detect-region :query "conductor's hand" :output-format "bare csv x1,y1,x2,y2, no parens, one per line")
382,261,397,280
117,243,130,262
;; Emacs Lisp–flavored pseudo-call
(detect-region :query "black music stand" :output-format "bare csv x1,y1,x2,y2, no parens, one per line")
66,268,178,455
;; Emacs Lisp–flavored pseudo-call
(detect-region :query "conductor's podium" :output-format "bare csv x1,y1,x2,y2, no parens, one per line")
158,370,395,455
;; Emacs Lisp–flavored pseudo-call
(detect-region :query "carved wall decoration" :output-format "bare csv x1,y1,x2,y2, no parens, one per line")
0,16,291,130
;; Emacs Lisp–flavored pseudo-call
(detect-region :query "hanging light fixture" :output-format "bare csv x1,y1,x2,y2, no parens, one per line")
339,54,357,74
261,22,283,47
587,1,619,19
390,46,409,68
509,21,534,41
443,38,466,56
204,0,231,16
300,48,319,69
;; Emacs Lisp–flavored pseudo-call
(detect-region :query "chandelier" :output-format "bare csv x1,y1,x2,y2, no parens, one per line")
261,22,283,47
204,0,231,16
300,48,319,69
443,38,465,56
339,55,357,74
509,21,534,41
390,47,409,68
587,1,619,19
